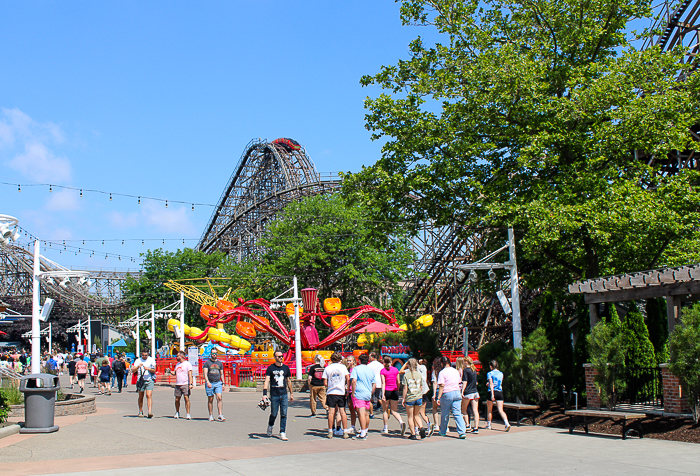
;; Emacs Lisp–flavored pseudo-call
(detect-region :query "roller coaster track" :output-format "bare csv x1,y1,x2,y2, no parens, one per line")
197,138,340,258
0,243,134,322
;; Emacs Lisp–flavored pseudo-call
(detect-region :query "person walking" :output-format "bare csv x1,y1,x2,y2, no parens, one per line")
99,358,112,395
430,356,444,436
75,355,88,394
367,352,383,418
380,356,406,435
344,356,358,434
323,352,350,439
436,356,467,438
112,354,127,393
173,351,194,420
461,356,480,434
262,350,294,441
203,349,225,421
132,349,156,418
350,353,376,440
416,359,431,437
486,360,511,431
401,358,425,440
307,354,328,417
67,354,77,389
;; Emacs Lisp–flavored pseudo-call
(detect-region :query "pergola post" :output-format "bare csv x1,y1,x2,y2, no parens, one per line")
666,295,680,333
588,303,600,328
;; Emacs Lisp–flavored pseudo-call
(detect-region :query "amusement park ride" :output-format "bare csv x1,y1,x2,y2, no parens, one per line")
163,279,432,364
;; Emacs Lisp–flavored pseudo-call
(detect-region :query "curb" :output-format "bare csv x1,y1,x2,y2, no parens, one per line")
229,387,257,393
0,423,21,439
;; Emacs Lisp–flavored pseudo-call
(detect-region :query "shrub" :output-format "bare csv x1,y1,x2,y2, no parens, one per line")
646,298,669,363
587,306,626,409
0,390,9,423
519,327,560,406
238,380,257,388
623,302,656,368
669,303,700,424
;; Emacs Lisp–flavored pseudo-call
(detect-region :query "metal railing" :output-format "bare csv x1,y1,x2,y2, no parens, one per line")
620,366,664,407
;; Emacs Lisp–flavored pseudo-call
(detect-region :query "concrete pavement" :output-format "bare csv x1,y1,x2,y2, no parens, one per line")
1,375,699,475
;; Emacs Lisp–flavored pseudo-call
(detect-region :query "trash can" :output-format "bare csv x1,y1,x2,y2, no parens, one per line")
19,373,60,434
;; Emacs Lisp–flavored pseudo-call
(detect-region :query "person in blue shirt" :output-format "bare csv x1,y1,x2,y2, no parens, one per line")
486,360,511,431
350,353,376,440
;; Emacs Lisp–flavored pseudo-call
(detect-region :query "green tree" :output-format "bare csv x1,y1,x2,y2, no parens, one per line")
669,303,700,423
258,194,414,311
588,305,626,409
646,298,669,363
345,0,700,293
539,293,574,390
519,327,561,406
622,303,656,368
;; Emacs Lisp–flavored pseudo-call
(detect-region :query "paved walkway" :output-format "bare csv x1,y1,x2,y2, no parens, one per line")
1,375,699,475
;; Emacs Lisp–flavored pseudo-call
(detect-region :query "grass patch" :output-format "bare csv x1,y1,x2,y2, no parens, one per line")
0,385,24,405
238,380,257,388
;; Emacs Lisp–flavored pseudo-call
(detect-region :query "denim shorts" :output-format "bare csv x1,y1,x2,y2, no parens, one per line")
206,381,223,396
404,398,423,406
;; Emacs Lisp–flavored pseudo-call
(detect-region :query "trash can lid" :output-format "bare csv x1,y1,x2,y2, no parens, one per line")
20,373,61,390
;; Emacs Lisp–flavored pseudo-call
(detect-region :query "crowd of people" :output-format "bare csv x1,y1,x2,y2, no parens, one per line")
3,345,513,441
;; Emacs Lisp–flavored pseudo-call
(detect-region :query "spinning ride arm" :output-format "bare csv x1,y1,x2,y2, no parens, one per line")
313,306,396,350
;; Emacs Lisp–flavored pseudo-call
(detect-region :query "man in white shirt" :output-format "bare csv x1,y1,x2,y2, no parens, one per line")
322,352,350,439
367,352,384,416
132,349,157,418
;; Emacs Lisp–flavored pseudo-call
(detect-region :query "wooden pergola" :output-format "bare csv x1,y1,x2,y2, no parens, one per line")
568,264,700,332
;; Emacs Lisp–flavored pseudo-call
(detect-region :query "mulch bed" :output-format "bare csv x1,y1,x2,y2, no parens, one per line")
519,404,700,443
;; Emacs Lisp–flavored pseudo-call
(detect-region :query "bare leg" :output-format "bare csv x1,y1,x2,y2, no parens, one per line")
496,400,509,428
406,405,416,436
146,390,153,414
216,393,223,417
471,399,480,430
208,396,214,416
184,395,191,414
487,400,494,426
390,400,404,424
138,391,145,413
175,395,181,413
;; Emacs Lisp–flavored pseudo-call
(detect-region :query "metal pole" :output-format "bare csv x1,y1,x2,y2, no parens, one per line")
31,240,41,374
463,327,468,356
180,291,185,352
49,322,52,355
151,304,156,360
136,310,140,356
87,314,92,354
78,322,82,352
293,276,302,380
508,227,522,349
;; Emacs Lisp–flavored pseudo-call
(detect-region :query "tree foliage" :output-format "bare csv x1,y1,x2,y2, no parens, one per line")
622,302,656,368
258,194,414,311
646,297,669,363
588,305,627,409
345,0,700,292
669,303,700,423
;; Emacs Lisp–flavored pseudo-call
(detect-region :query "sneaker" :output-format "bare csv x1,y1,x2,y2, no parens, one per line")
280,432,288,441
381,428,389,434
459,433,467,439
426,426,433,437
369,413,374,419
419,428,427,439
218,415,226,422
400,422,407,436
267,425,274,437
408,434,417,440
355,433,367,440
138,412,144,418
186,414,191,420
147,413,153,419
343,431,349,439
472,429,479,434
438,432,447,437
505,425,511,432
209,415,214,422
174,412,180,419
327,429,333,439
486,424,492,430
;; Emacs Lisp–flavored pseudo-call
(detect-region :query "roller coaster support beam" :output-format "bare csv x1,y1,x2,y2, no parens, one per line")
456,227,522,349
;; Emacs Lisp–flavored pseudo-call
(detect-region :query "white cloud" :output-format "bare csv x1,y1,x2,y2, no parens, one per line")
142,202,195,235
8,142,72,182
107,211,140,229
45,188,81,211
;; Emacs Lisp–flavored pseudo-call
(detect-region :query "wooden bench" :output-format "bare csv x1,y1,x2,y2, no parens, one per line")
565,409,645,440
481,401,540,426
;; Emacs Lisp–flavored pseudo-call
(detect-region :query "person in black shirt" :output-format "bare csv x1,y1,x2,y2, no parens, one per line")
67,355,77,389
306,354,329,416
461,356,480,433
112,354,127,393
262,350,294,441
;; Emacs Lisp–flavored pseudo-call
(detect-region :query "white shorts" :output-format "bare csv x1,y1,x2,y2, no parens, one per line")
463,392,480,400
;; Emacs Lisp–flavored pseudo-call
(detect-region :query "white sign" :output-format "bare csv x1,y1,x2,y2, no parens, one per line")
188,346,199,376
497,290,512,315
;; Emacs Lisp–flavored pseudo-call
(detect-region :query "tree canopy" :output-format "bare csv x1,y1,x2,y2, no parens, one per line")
258,193,414,313
345,0,700,292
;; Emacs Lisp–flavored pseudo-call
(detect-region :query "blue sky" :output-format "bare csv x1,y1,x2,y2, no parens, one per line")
0,1,432,271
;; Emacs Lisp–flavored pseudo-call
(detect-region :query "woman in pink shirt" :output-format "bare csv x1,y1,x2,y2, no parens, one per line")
380,356,406,435
436,356,467,438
